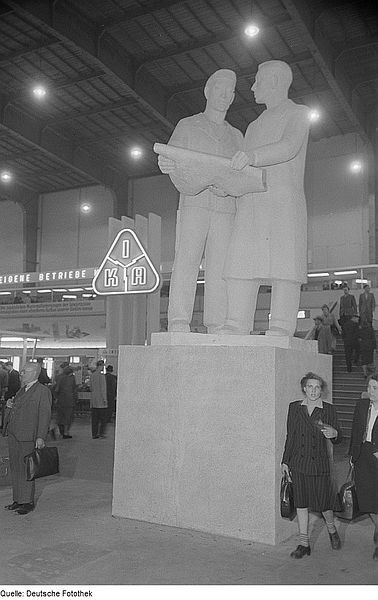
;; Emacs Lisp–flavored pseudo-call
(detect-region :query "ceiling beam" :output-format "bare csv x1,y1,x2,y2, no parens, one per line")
0,102,105,185
134,14,292,71
0,38,61,66
100,0,184,31
45,97,138,127
4,0,174,132
280,0,371,147
166,50,313,101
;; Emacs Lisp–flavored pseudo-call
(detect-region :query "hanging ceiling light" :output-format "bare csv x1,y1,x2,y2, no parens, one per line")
350,160,362,174
130,147,143,159
244,23,260,37
308,108,320,122
0,170,12,183
32,84,47,99
80,203,92,213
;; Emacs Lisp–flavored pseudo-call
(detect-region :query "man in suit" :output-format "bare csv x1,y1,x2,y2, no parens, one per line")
0,361,8,431
359,284,376,326
339,286,357,327
3,361,51,515
105,365,117,423
89,360,107,439
4,361,21,400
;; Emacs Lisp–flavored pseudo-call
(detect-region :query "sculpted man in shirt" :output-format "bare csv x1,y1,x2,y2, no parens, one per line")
221,60,310,336
158,69,243,333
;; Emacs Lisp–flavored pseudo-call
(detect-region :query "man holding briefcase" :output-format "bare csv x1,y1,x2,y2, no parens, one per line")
2,361,51,515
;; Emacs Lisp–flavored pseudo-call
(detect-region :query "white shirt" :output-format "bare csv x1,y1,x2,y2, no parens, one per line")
366,402,378,442
25,379,38,392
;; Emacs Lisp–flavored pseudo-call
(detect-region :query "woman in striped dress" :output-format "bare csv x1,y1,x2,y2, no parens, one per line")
281,372,343,558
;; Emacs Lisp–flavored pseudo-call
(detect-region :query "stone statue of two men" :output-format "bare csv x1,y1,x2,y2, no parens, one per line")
158,60,310,337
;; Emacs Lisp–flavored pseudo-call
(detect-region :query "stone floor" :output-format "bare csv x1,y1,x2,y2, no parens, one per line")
0,417,377,585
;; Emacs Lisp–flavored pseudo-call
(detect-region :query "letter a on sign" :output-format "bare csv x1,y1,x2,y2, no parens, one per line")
92,229,160,295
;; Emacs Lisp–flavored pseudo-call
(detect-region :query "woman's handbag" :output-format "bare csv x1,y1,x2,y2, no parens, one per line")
24,446,59,481
280,472,295,520
335,464,359,520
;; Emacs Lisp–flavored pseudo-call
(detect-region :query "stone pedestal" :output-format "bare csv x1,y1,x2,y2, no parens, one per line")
112,338,332,545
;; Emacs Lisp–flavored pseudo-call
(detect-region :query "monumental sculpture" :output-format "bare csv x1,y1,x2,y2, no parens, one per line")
156,70,244,334
220,60,310,337
156,69,266,333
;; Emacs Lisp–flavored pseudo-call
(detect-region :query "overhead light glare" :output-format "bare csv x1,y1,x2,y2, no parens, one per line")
37,289,51,293
80,203,91,213
333,270,358,275
62,294,77,299
32,84,47,99
0,170,13,183
53,288,67,293
334,280,343,285
22,290,31,294
350,160,362,173
0,291,11,295
68,288,83,292
309,109,320,122
130,147,143,159
244,23,260,37
82,293,93,298
307,272,329,278
356,278,368,284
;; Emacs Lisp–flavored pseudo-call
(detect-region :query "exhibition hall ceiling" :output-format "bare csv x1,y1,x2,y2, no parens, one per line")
0,0,377,194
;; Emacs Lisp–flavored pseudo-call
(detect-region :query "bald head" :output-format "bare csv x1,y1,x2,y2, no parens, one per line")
21,361,41,386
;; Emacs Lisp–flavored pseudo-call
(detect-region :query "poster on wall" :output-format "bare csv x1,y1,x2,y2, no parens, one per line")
0,300,106,347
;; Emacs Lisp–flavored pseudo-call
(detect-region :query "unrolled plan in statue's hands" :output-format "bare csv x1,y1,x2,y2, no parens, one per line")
154,142,267,197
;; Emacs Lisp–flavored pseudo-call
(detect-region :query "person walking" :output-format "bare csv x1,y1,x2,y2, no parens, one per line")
358,321,376,379
2,361,51,515
350,374,378,559
321,304,341,352
53,366,78,438
305,315,333,354
281,372,342,558
342,315,360,372
89,360,107,439
105,365,117,423
339,286,357,327
359,285,376,326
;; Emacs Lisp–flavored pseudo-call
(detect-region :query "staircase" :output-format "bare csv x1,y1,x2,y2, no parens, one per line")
332,336,368,438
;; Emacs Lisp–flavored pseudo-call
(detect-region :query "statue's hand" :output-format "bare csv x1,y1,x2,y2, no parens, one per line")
208,185,228,197
158,156,176,174
230,151,249,170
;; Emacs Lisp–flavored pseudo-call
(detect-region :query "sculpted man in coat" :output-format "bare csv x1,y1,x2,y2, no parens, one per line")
158,69,243,333
221,60,310,336
3,361,51,515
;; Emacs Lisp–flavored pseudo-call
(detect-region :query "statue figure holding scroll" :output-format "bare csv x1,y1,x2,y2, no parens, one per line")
157,69,243,333
221,60,310,337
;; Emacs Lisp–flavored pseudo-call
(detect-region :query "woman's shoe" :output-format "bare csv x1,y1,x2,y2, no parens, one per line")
4,501,21,511
329,530,341,550
290,545,311,559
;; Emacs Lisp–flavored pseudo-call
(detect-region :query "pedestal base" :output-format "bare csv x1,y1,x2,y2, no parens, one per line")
112,343,331,545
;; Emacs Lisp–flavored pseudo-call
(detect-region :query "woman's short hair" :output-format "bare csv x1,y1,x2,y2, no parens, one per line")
368,373,378,384
300,372,326,392
321,304,329,310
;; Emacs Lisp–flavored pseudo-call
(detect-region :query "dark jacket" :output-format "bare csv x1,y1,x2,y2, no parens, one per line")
282,400,342,475
349,397,378,462
5,369,21,400
3,382,52,442
54,372,78,407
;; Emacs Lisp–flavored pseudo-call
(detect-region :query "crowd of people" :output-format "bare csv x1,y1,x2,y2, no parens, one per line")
306,284,377,377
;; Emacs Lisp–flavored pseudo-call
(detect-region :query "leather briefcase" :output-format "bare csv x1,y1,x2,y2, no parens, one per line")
24,446,59,481
335,465,359,520
280,472,296,520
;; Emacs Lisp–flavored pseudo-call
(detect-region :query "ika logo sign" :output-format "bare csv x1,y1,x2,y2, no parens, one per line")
92,229,160,295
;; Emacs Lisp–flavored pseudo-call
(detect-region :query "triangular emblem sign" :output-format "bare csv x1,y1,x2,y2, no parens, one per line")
92,229,160,295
